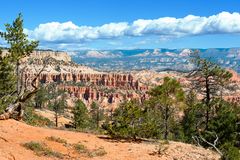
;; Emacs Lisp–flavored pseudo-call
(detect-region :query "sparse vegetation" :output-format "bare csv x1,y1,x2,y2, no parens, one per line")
88,146,107,157
102,54,240,159
22,141,64,158
74,143,89,154
0,14,239,160
154,140,169,156
46,136,67,144
74,142,107,157
23,105,54,127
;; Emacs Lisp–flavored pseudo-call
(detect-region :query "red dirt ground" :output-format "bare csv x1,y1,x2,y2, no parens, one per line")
0,120,220,160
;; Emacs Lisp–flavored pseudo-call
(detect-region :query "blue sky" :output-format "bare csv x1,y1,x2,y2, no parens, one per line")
0,0,240,50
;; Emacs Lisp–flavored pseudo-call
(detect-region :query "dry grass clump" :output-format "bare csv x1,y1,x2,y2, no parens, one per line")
74,142,107,157
46,136,67,144
22,141,64,159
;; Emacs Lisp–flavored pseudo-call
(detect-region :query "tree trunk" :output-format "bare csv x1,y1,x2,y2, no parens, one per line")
16,61,21,96
97,110,99,129
55,112,58,127
205,77,210,130
164,106,169,140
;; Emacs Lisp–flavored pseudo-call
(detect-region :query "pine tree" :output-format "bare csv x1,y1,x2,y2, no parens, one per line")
72,100,89,129
181,91,203,142
189,51,232,130
104,100,143,139
0,51,16,112
34,85,48,109
0,13,38,95
148,77,185,140
89,101,104,129
0,13,39,119
47,84,67,127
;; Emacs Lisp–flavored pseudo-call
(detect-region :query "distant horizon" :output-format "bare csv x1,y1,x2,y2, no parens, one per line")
2,46,240,52
0,1,240,50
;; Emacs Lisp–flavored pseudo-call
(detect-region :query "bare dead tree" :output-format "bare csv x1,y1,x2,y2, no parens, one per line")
199,133,223,156
192,136,202,147
192,131,223,156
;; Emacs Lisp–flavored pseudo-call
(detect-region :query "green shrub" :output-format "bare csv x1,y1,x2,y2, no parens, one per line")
220,143,240,160
103,100,143,139
74,143,88,154
23,106,54,127
22,141,63,158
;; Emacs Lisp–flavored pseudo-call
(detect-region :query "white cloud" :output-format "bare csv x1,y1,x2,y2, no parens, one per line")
26,21,129,42
25,12,240,47
127,12,240,36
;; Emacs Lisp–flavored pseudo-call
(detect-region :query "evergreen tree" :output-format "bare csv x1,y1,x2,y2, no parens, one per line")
34,85,48,109
189,51,232,130
72,100,89,129
0,13,38,119
0,13,38,95
206,99,240,159
89,101,104,129
47,84,67,127
148,77,185,140
104,100,143,139
139,102,162,139
0,51,16,112
181,91,201,142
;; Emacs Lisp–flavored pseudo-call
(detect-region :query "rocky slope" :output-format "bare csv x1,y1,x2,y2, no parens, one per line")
19,50,240,108
0,119,220,160
21,50,148,109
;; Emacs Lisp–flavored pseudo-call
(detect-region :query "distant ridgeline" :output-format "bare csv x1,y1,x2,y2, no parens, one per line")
1,49,71,62
71,48,240,73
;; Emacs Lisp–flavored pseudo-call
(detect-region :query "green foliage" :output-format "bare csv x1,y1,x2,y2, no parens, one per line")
148,77,185,140
0,13,38,99
103,100,143,139
34,85,48,109
0,13,38,62
181,91,202,142
137,106,162,139
22,141,63,158
74,143,107,157
207,100,238,146
220,142,240,160
48,95,66,116
0,53,17,112
103,79,185,140
74,143,89,153
23,105,54,127
72,100,89,129
190,51,233,130
47,84,67,127
0,13,38,113
89,101,104,129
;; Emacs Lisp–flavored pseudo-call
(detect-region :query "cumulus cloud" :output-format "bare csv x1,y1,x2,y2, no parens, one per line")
25,12,240,45
25,21,129,42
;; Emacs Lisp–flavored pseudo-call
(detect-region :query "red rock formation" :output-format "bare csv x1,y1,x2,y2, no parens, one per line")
37,72,144,90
